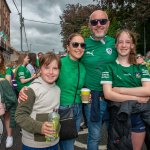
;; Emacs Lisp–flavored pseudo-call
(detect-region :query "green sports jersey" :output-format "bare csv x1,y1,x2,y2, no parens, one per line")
15,65,32,92
101,60,150,87
81,36,117,91
0,67,12,78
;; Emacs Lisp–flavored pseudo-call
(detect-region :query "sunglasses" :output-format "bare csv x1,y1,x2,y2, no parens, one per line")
71,42,86,49
137,56,142,59
90,19,108,26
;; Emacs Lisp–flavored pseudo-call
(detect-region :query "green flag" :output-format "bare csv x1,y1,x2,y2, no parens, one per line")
0,31,4,37
3,34,8,42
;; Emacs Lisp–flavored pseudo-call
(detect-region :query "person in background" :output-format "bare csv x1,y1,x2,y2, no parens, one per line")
101,29,150,150
136,54,145,65
36,52,44,67
26,53,37,75
80,10,117,150
15,52,61,150
15,53,37,97
18,33,86,150
0,53,15,148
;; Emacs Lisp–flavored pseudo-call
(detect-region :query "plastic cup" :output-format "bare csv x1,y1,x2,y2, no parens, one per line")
81,88,90,103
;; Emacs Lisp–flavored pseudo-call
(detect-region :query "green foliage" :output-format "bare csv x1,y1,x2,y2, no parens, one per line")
80,26,91,39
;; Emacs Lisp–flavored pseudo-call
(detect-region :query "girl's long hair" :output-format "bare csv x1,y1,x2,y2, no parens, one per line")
115,29,138,64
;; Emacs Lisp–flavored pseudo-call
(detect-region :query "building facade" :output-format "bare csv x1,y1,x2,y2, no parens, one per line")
0,0,13,63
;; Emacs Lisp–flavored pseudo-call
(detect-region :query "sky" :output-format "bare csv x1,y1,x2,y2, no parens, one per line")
6,0,97,53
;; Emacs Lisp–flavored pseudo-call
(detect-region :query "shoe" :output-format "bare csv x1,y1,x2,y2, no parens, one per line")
6,136,13,148
80,124,88,130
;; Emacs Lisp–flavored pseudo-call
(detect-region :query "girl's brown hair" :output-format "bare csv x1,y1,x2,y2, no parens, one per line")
40,52,61,69
66,33,84,46
115,29,138,64
17,53,28,66
0,53,6,75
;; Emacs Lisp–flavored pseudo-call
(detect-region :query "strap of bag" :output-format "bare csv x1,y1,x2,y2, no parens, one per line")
73,63,80,104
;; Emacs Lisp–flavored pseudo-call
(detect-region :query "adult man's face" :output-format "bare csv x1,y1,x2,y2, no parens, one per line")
89,10,110,40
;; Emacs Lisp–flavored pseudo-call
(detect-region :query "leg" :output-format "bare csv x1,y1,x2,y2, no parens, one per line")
131,113,145,150
131,132,145,150
87,91,107,150
4,111,13,148
59,104,82,150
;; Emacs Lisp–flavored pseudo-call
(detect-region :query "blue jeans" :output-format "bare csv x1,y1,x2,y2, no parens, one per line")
59,103,82,150
87,91,109,150
22,144,58,150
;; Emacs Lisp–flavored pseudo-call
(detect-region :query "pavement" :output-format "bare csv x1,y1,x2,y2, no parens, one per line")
0,122,147,150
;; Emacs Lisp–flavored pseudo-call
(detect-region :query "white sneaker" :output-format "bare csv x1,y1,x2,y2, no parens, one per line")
6,136,13,148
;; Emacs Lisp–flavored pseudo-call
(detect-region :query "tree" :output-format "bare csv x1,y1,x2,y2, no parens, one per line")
60,4,100,49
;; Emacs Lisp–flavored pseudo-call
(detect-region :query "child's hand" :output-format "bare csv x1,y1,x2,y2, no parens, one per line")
18,87,28,103
41,122,55,137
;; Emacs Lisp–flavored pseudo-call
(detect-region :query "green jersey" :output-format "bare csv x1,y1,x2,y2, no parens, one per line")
101,60,150,87
56,55,86,106
81,36,117,91
15,65,32,92
0,67,12,78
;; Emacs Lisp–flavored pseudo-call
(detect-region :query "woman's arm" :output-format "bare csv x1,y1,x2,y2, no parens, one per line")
103,84,149,103
19,74,36,84
113,81,150,97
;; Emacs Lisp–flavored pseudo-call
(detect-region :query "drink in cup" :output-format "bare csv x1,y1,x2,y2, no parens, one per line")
81,88,90,103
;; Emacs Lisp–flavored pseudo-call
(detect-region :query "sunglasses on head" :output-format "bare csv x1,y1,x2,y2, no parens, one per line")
137,56,142,59
90,19,108,26
71,42,86,49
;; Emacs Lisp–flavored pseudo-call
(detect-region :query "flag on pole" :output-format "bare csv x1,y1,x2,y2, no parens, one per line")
0,31,4,37
3,34,8,42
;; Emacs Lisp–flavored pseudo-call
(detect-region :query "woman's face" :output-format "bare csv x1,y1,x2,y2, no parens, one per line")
116,31,134,57
40,60,59,84
24,55,30,65
67,35,85,60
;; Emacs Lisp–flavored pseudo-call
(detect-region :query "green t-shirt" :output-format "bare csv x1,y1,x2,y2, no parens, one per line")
81,36,117,91
15,65,32,92
0,67,12,78
56,55,86,106
101,60,150,87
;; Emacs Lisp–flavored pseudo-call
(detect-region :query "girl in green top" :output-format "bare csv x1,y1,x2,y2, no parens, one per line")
101,29,150,150
0,53,14,148
15,53,37,95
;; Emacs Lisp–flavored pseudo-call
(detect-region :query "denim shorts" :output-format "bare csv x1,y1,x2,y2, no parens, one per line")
131,113,145,132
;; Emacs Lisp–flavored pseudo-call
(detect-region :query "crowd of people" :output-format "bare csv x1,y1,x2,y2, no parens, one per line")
0,9,150,150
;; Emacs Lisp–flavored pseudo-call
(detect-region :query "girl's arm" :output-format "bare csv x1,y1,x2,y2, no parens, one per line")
19,74,36,84
113,81,150,97
103,84,149,103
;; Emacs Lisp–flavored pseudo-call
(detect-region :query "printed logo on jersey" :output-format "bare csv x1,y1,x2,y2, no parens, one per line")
101,72,109,78
135,72,141,78
106,48,112,55
85,50,94,56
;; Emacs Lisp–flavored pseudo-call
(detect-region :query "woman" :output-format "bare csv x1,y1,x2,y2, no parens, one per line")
57,33,86,150
0,53,15,148
15,53,37,96
19,33,86,150
15,52,61,150
101,29,150,150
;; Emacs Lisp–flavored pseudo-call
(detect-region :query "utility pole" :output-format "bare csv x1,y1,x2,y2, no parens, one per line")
20,0,23,51
30,44,32,52
144,21,146,56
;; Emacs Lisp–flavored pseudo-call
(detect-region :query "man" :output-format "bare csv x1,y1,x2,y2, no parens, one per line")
81,10,117,150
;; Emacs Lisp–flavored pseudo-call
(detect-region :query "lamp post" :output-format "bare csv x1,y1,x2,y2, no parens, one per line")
144,20,146,56
30,44,32,52
20,0,23,51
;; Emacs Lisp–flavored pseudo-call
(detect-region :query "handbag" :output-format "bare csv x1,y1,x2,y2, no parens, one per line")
59,63,80,140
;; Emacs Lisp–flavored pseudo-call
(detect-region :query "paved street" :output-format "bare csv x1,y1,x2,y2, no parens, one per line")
0,122,107,150
0,122,147,150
